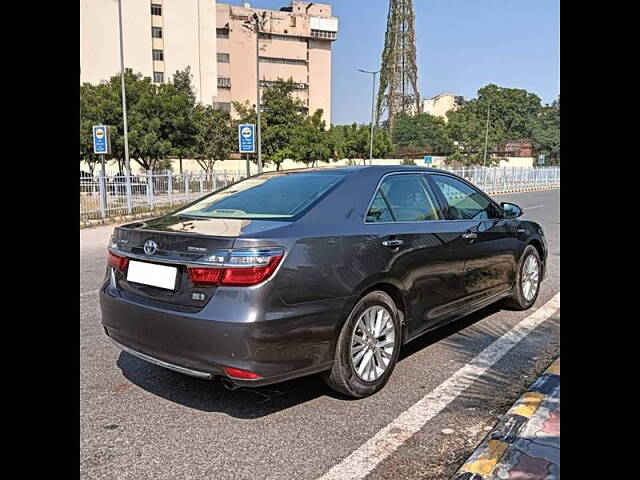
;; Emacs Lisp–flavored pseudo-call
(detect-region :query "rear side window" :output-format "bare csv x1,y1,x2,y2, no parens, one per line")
174,171,346,220
366,173,441,223
429,174,500,220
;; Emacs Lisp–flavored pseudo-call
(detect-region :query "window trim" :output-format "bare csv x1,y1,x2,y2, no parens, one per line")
364,171,444,224
424,172,504,221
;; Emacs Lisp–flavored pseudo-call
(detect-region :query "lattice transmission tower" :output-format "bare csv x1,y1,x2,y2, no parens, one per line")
376,0,421,128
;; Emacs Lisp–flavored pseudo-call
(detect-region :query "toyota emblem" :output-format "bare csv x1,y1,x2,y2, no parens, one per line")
143,240,158,256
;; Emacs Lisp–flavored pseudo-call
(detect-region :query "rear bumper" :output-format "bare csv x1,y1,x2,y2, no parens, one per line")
100,284,351,387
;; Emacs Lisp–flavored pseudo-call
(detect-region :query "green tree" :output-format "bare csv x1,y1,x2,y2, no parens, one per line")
289,110,331,167
167,68,197,172
528,96,560,165
190,104,235,173
446,84,544,166
392,113,454,155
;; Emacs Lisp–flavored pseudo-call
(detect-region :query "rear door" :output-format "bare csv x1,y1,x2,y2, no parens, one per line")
426,173,519,306
365,173,468,338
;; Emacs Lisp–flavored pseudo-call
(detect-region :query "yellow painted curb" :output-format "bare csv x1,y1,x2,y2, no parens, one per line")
510,391,545,418
545,358,560,376
461,439,509,475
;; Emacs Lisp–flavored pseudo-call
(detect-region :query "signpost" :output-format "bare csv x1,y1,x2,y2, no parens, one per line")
538,154,545,165
423,155,433,165
239,124,256,177
93,125,111,217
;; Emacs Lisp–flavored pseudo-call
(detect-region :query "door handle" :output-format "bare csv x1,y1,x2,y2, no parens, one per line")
382,239,404,248
462,232,478,241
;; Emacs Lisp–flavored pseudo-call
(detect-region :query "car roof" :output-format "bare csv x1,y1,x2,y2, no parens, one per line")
270,165,455,175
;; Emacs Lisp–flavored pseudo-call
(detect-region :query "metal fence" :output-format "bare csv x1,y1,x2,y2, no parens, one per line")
442,166,560,195
80,170,245,220
80,166,559,221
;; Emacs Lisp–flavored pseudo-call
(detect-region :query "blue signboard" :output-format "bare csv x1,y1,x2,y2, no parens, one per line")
538,154,545,165
238,124,256,153
423,155,433,165
92,125,111,154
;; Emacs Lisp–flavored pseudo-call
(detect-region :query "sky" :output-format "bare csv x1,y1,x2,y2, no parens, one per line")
248,0,560,125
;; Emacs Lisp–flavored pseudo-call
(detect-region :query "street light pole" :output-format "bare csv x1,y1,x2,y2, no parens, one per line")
117,0,131,176
358,69,380,165
483,98,491,167
244,12,267,174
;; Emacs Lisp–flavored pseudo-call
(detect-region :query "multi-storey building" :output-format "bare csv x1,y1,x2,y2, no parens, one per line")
80,0,218,103
214,1,338,124
422,93,461,122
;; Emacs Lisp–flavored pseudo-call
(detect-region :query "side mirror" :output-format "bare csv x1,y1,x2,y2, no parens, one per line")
501,202,523,219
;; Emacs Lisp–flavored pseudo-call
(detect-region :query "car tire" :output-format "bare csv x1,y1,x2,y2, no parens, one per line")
322,291,402,398
503,245,542,310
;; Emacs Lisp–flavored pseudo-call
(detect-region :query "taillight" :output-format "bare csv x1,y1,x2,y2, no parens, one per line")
108,251,129,271
188,267,223,287
223,366,262,380
187,249,284,287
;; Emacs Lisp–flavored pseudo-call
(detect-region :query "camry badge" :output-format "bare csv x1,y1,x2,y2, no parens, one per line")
143,240,158,256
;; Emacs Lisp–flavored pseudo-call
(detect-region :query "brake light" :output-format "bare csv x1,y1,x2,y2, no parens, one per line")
108,251,129,271
186,249,284,287
223,366,262,380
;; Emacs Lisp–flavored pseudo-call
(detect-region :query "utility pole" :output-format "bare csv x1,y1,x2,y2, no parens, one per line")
358,69,380,165
117,0,131,176
483,98,491,167
243,12,267,173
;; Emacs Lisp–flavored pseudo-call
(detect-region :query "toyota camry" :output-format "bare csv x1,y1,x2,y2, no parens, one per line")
100,166,547,398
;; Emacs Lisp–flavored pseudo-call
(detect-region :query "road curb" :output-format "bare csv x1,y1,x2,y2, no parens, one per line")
453,358,560,480
80,187,559,230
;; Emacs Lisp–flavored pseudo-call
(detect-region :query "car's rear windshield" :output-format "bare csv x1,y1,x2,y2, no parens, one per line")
173,171,347,219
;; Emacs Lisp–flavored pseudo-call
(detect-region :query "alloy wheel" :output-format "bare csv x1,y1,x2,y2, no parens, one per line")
521,254,540,302
350,306,395,382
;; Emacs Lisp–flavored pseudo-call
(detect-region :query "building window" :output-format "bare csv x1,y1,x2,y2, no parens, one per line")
217,53,230,63
153,71,164,83
259,56,306,66
152,27,163,38
213,102,231,113
217,77,231,88
260,80,307,90
216,28,229,39
311,29,337,40
151,4,162,16
259,33,305,42
290,16,297,27
152,49,164,61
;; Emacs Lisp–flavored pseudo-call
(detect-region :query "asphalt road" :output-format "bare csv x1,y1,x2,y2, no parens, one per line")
80,189,560,480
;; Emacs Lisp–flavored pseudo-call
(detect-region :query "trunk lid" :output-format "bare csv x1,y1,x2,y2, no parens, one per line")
109,215,289,309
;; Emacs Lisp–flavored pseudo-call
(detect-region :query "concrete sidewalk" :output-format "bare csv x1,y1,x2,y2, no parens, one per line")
454,358,560,480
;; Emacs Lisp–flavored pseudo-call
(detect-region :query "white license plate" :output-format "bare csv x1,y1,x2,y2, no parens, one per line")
126,260,178,290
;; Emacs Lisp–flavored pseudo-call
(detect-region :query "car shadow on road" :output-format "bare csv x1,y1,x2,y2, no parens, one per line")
116,351,334,419
115,302,527,419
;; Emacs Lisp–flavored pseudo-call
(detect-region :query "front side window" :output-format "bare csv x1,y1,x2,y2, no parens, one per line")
367,174,440,222
429,174,500,220
174,171,347,220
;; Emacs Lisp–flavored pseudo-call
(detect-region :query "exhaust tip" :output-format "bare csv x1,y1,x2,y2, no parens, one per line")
220,377,239,391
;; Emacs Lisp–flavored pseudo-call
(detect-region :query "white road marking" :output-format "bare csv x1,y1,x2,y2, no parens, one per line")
524,205,544,210
318,292,560,480
80,290,99,298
